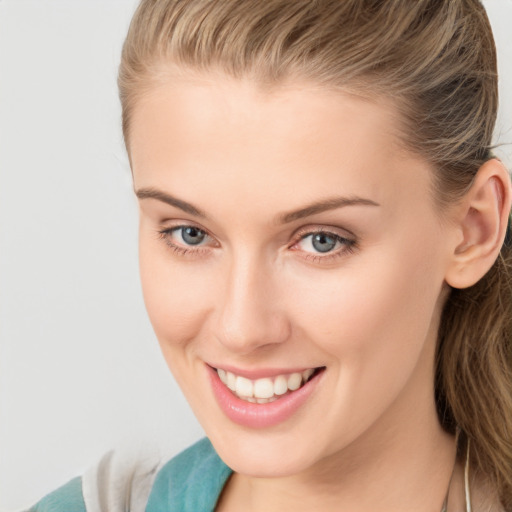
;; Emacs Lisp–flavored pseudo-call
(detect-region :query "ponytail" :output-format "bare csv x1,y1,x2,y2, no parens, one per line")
436,232,512,509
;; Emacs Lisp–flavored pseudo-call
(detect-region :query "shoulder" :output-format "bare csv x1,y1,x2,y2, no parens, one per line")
25,477,86,512
26,439,231,512
146,437,232,512
25,449,160,512
471,469,507,512
81,448,162,512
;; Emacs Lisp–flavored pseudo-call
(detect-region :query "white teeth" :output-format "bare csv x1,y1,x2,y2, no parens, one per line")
257,397,278,404
302,368,314,381
235,376,254,397
226,371,236,391
273,375,288,395
218,368,227,384
217,368,318,402
254,378,274,399
287,372,302,391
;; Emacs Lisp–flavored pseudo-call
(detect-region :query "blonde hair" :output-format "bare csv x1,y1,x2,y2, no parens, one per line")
119,0,512,507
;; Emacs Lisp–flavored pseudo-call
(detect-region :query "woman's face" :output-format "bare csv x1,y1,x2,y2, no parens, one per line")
130,73,455,477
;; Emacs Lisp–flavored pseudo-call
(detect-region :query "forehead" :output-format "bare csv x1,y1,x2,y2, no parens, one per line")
129,73,433,220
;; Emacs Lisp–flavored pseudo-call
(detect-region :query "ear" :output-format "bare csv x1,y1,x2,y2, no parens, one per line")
445,159,512,289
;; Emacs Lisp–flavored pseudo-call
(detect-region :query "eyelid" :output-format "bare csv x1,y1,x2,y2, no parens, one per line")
159,220,215,239
291,224,356,243
288,225,358,262
157,221,219,254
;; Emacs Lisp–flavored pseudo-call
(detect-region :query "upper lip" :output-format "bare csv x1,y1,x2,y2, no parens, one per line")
207,363,324,380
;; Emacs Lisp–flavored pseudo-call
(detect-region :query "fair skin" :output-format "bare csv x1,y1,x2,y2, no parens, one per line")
129,72,510,512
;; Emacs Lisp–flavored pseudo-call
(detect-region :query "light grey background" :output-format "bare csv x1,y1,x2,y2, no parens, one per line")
0,1,510,510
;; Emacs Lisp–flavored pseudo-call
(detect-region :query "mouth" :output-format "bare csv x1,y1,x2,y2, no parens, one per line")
208,364,326,428
216,367,323,404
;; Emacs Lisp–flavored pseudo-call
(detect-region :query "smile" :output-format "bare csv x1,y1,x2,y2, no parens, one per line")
208,365,325,428
216,368,318,403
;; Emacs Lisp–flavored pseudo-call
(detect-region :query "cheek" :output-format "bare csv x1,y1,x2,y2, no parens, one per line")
282,238,446,440
138,234,213,349
287,238,444,367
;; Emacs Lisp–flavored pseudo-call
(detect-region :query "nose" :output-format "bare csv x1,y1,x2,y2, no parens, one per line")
213,252,290,355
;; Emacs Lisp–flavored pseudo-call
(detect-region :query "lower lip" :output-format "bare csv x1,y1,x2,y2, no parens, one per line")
208,366,323,428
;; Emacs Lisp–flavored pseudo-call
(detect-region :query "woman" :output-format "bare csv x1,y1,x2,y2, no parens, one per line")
29,0,512,511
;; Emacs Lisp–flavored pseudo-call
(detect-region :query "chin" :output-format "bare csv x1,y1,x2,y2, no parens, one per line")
206,425,327,478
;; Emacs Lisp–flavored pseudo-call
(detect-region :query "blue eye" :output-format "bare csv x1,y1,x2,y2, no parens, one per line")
310,233,338,253
296,231,353,255
157,224,218,256
179,226,207,245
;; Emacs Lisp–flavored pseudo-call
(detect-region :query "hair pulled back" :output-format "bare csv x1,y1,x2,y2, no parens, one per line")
119,1,512,507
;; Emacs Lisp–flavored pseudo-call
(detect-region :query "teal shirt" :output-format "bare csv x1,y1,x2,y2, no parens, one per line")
27,477,84,512
28,438,232,512
147,437,232,511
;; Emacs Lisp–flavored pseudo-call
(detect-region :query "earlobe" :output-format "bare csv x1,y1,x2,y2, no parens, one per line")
445,159,512,289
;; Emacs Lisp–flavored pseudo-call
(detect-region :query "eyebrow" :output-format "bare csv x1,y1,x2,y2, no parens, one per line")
135,187,379,224
135,187,207,218
277,196,380,224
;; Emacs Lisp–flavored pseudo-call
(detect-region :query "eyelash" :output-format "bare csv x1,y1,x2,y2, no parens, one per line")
156,225,357,263
156,226,213,258
291,228,357,263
